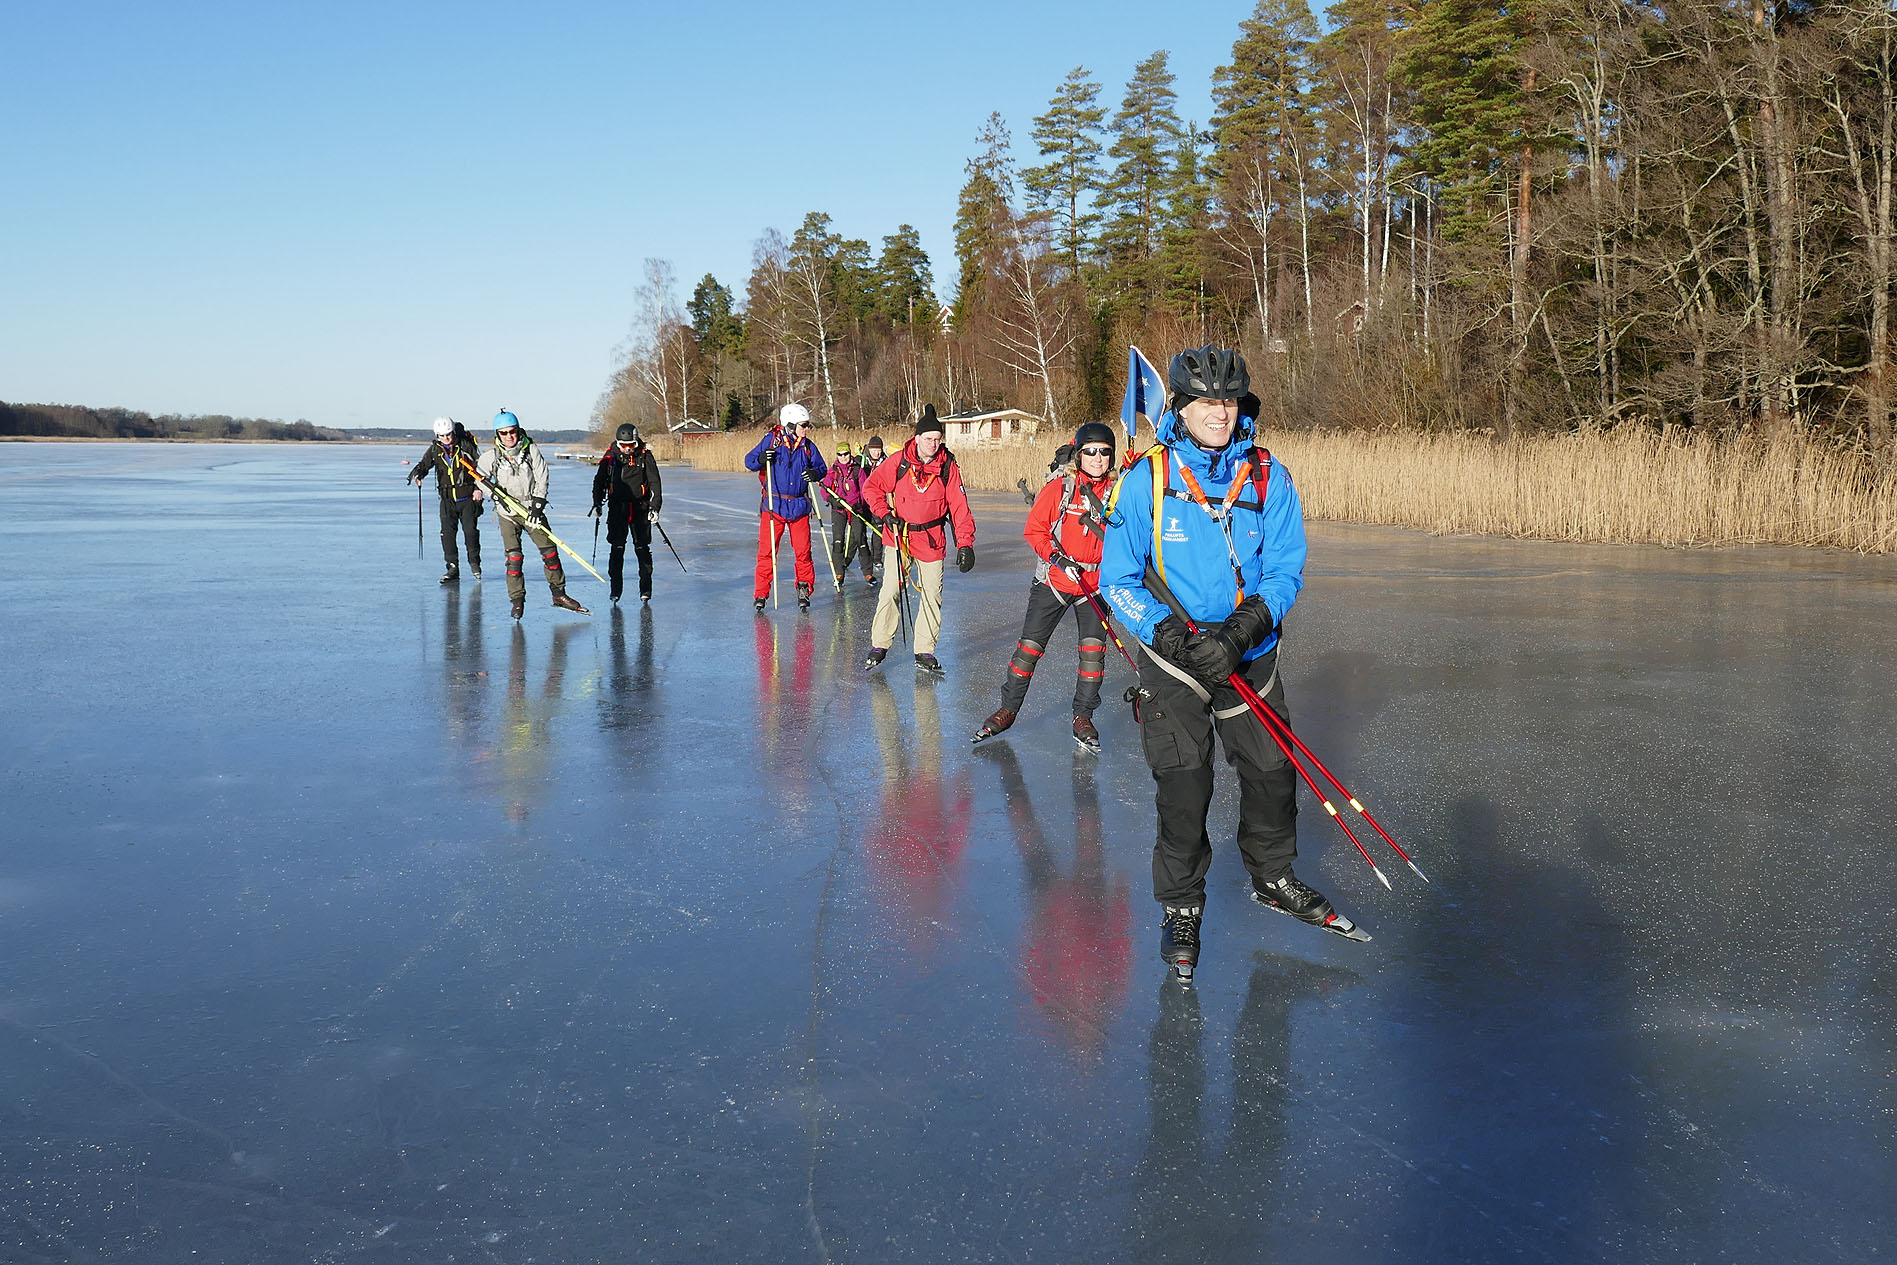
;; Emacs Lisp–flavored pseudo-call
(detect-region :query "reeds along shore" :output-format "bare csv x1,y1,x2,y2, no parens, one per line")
657,426,1897,555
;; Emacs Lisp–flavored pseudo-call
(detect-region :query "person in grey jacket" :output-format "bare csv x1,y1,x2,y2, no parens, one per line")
474,410,588,619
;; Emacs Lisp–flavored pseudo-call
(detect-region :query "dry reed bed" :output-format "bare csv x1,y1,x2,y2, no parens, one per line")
674,427,1897,554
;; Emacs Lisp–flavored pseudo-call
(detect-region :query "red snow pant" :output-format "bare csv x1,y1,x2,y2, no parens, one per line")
754,512,815,597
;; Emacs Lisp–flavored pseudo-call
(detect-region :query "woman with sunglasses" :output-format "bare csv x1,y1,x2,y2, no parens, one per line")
475,410,589,619
971,422,1119,753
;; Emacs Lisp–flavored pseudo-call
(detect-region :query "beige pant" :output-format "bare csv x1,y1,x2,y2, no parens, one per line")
871,555,944,653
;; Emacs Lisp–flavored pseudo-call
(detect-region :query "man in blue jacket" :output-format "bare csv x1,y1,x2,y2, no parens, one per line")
744,403,828,611
1101,346,1351,983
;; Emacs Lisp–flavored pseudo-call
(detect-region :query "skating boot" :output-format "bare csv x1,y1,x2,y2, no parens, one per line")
834,575,844,593
1072,714,1101,755
510,596,525,620
440,565,459,585
641,592,651,604
866,570,878,587
1251,874,1371,942
470,565,482,581
754,596,768,612
1160,907,1202,983
796,581,812,612
970,708,1016,745
551,591,591,615
914,653,945,678
863,646,887,672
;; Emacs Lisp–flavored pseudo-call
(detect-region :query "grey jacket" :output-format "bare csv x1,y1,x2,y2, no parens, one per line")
476,440,549,519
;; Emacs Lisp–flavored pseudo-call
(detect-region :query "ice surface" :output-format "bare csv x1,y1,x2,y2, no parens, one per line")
1,441,1893,1262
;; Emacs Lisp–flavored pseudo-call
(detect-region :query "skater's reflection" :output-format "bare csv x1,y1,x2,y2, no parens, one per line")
979,744,1132,1071
753,617,817,810
864,675,971,960
601,604,659,743
1127,956,1357,1261
495,621,581,827
441,583,487,750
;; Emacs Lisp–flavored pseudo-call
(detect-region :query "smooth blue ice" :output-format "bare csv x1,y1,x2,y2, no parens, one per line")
1,442,1893,1263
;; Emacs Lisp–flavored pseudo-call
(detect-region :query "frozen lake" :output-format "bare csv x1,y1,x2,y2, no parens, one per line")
2,441,1893,1263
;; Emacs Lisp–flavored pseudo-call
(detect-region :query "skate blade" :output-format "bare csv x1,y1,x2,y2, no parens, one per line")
1250,891,1372,942
1072,736,1101,756
1169,959,1195,984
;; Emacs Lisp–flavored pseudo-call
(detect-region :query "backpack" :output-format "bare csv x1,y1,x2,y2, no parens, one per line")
1109,443,1272,586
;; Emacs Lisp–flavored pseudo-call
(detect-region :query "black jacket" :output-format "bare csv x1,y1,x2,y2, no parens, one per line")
592,444,663,517
411,432,481,503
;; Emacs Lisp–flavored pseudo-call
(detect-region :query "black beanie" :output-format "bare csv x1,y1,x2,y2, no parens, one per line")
866,435,885,450
915,404,942,436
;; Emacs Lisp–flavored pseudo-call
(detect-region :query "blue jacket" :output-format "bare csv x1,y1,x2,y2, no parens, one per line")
743,429,828,520
1100,407,1305,661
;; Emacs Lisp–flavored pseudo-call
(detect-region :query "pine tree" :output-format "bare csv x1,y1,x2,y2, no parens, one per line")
1023,66,1107,277
1395,0,1526,246
875,225,939,329
1212,0,1322,339
1100,51,1185,312
952,112,1017,330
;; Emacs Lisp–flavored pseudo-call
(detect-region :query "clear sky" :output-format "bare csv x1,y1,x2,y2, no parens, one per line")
2,1,1251,431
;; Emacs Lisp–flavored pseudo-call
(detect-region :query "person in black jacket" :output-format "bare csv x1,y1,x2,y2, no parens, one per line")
591,423,664,604
407,416,483,583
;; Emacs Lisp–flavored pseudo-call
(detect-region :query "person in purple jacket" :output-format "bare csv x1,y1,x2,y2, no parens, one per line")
819,441,876,589
744,403,828,612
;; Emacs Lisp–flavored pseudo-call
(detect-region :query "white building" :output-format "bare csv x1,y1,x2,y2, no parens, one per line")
940,408,1043,448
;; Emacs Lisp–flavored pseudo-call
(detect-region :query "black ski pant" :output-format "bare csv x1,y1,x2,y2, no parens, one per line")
605,508,653,599
997,580,1107,718
831,506,868,577
438,498,481,570
1136,647,1297,907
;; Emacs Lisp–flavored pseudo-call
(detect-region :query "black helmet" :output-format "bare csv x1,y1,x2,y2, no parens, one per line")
1168,345,1250,401
1072,422,1116,456
615,423,639,443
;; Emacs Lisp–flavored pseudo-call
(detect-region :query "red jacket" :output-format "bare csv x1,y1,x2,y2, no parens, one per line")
863,440,976,563
1024,468,1112,596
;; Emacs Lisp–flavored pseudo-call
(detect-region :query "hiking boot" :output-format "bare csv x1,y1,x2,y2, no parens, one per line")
511,596,525,620
914,653,945,678
863,646,887,672
1072,714,1101,754
970,708,1016,745
439,566,459,585
551,591,590,615
1160,907,1202,982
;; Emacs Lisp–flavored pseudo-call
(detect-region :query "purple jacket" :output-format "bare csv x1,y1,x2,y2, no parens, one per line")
743,429,828,520
821,458,869,508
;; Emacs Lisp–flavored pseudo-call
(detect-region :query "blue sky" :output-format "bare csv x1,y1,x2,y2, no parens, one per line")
2,1,1250,430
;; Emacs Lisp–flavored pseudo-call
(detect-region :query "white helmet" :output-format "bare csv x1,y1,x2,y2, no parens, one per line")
432,417,455,438
779,402,811,427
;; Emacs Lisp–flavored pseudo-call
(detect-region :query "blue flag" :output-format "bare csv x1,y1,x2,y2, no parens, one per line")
1120,345,1166,453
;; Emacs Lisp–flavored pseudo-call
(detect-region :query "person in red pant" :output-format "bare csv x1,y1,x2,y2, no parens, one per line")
744,403,828,612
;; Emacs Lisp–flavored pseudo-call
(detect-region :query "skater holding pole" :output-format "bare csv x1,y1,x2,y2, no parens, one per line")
861,405,975,676
407,416,483,584
744,403,827,613
590,423,663,605
1100,346,1360,985
971,422,1119,754
474,410,590,620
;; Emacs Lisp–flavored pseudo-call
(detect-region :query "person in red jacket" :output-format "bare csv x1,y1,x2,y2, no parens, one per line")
971,422,1118,752
861,405,976,676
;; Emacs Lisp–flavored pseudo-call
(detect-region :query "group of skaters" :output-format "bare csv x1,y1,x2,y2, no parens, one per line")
407,345,1364,984
409,411,666,618
742,346,1357,983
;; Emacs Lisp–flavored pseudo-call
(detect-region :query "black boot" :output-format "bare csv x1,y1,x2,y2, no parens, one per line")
440,564,459,585
914,653,945,677
1160,907,1202,982
1251,874,1371,941
796,581,812,611
863,646,887,672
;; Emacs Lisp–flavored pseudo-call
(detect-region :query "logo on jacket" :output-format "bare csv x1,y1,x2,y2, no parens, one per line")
1162,514,1189,543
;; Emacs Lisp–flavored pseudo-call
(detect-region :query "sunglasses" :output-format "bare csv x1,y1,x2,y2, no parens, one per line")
498,428,521,437
1078,445,1112,457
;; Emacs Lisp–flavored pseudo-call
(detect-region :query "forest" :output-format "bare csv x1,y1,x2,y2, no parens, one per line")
0,401,344,442
594,0,1897,456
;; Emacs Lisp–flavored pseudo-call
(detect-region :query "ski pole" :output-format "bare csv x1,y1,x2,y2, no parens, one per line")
417,479,423,558
808,483,840,588
1142,566,1392,890
653,517,687,572
454,454,607,584
1075,576,1142,674
591,505,600,566
765,449,779,609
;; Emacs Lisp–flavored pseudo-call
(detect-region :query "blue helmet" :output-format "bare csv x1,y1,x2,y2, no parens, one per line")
493,409,519,431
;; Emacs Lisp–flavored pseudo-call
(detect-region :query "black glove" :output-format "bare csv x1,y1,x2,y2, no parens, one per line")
528,499,549,530
1220,595,1277,655
1150,615,1194,664
588,501,603,518
803,468,821,486
1047,549,1082,583
1174,624,1241,686
763,444,779,461
956,545,975,573
407,470,422,485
